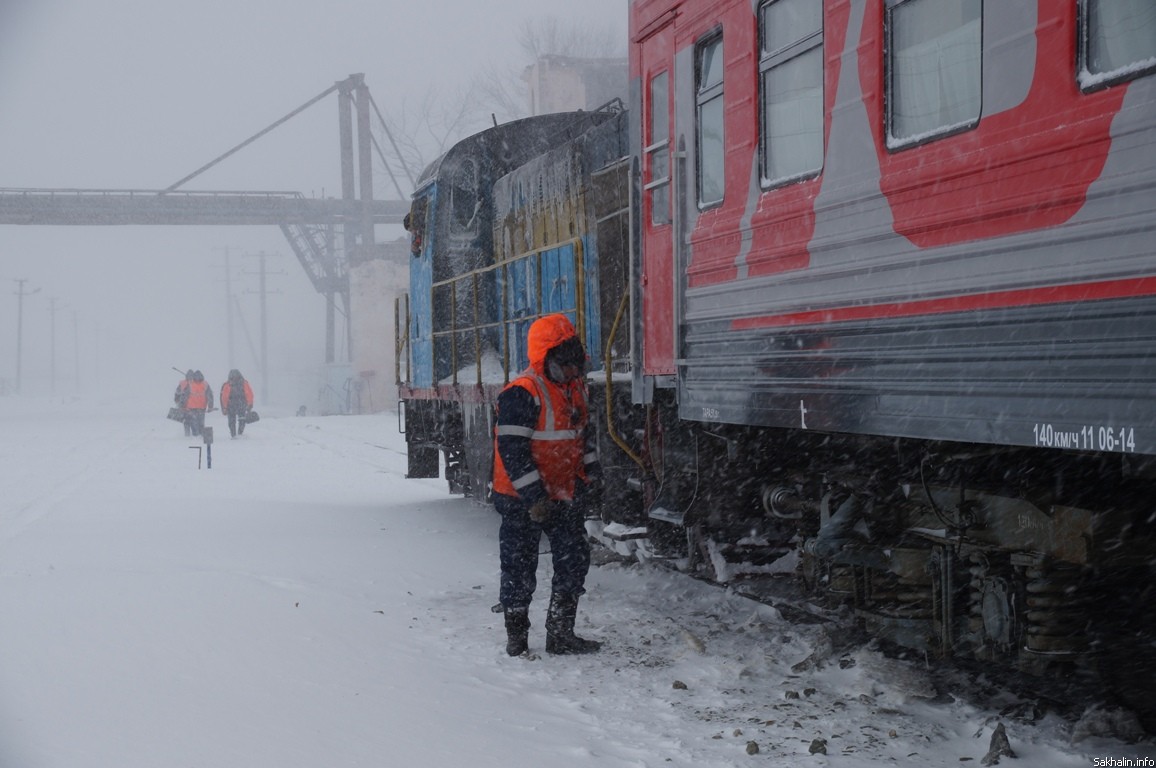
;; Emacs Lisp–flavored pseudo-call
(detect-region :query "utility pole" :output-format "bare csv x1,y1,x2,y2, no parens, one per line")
242,251,282,403
47,297,69,396
13,279,40,394
215,247,236,366
92,321,101,389
48,297,58,395
72,311,80,394
259,251,268,403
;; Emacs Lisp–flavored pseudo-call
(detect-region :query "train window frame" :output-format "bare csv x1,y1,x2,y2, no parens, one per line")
406,196,429,258
449,157,481,239
1078,0,1156,92
646,70,672,226
758,0,824,188
884,0,982,151
695,32,726,209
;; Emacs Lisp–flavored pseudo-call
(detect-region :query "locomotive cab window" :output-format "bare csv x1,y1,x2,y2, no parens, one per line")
1080,0,1156,90
647,71,671,225
696,34,725,207
885,0,981,149
759,0,824,186
405,197,429,257
449,158,481,237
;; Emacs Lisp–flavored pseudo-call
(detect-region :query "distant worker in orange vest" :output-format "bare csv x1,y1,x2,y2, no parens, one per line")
174,369,195,436
492,313,602,657
183,370,214,437
220,369,254,439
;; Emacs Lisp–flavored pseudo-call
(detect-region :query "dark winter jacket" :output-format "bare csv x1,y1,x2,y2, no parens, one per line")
221,371,254,415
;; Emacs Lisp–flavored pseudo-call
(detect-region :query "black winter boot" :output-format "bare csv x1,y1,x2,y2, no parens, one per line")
504,607,530,656
545,593,601,655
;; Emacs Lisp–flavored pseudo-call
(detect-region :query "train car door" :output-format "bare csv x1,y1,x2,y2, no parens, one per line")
633,6,678,380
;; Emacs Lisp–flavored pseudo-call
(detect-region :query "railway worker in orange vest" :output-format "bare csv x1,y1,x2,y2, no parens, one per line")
493,313,602,656
220,369,254,438
174,370,195,436
183,370,214,437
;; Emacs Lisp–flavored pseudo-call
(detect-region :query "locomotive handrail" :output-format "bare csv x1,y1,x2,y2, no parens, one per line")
604,288,647,473
429,238,586,388
429,267,507,388
394,294,410,387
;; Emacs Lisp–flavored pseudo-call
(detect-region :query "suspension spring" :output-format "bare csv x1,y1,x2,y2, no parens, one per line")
1023,563,1089,655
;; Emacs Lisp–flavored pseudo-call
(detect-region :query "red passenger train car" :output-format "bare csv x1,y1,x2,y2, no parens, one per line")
631,0,1155,446
622,0,1156,714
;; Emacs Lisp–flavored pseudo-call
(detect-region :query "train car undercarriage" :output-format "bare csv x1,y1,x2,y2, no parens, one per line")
401,383,1156,727
589,387,1156,727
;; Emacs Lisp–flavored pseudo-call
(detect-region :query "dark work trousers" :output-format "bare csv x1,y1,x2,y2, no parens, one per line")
227,409,246,437
186,409,206,437
494,492,591,610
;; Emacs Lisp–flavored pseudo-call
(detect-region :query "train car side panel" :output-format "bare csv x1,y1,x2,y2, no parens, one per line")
652,0,1156,455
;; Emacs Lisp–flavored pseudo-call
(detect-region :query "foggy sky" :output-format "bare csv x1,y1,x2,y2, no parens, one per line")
0,0,626,404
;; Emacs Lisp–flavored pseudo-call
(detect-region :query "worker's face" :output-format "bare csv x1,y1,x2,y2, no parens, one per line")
546,348,584,384
557,361,582,383
545,337,586,384
546,358,581,384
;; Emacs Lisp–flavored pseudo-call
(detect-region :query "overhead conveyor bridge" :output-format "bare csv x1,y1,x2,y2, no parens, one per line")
0,188,407,227
0,74,416,362
0,187,409,297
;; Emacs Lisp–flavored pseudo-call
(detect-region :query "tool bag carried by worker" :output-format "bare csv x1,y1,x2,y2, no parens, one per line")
245,410,260,424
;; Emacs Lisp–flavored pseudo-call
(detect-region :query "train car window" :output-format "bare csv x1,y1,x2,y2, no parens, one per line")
885,0,981,148
696,34,725,207
646,71,671,225
1079,0,1156,90
759,0,824,186
449,158,480,237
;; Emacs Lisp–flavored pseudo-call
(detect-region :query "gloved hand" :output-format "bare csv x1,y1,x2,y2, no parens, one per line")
575,477,603,514
528,500,551,523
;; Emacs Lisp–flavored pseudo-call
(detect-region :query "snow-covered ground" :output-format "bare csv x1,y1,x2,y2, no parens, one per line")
0,395,1152,767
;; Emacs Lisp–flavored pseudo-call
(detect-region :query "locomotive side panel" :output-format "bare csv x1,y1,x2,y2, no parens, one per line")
397,111,627,497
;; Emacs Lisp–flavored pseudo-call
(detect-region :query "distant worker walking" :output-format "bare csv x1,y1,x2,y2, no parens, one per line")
492,314,602,657
183,370,214,437
174,369,195,436
220,369,254,438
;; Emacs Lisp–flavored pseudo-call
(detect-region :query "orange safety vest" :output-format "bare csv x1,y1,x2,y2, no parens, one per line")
221,379,253,409
185,380,209,410
492,368,588,501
